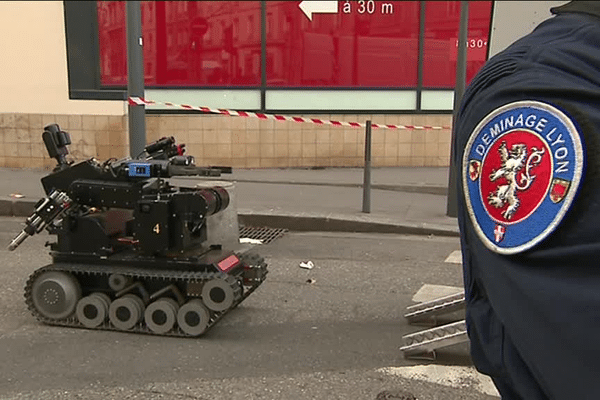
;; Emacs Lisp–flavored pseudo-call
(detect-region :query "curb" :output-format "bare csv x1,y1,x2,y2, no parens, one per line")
206,179,448,196
238,213,459,237
0,198,38,218
1,198,459,237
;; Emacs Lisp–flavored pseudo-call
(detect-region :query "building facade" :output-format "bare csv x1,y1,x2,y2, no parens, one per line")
0,1,566,170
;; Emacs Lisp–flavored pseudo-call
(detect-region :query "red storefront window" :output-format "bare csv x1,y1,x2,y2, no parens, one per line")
97,1,262,87
423,1,492,88
97,1,491,91
265,1,420,87
97,1,126,86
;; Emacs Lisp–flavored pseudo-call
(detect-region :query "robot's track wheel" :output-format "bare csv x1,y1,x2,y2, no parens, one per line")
201,277,240,312
177,299,210,336
31,271,81,320
108,274,131,291
145,297,179,334
109,294,145,330
76,293,111,328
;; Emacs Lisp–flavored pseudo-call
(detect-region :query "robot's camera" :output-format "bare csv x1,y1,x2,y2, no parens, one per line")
145,136,175,155
42,124,71,170
170,155,194,166
143,136,186,160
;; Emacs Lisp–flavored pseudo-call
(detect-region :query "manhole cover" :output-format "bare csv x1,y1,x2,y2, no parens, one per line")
239,226,288,244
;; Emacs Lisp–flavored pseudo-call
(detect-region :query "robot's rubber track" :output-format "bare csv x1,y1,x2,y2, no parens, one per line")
24,253,267,337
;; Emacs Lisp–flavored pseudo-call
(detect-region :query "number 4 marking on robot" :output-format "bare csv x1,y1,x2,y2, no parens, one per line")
153,224,160,234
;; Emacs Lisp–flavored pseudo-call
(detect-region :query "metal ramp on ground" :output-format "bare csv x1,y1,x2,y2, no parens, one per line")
401,291,468,360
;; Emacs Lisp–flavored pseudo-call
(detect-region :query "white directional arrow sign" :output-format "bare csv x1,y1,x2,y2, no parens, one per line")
299,1,339,21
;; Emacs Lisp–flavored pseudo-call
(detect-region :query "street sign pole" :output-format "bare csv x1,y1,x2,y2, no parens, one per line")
126,1,146,158
446,1,469,217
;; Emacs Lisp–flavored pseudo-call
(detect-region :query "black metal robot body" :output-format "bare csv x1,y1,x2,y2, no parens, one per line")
9,124,267,336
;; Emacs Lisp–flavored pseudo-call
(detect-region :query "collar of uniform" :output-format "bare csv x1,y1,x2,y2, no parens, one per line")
551,1,600,19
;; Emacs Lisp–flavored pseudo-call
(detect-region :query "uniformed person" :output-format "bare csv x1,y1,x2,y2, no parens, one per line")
455,2,600,399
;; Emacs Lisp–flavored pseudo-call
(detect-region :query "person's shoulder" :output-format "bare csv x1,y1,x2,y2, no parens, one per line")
459,12,600,124
455,5,600,258
550,1,600,21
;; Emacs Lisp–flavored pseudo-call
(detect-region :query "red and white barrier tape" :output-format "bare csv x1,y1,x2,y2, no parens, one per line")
128,97,451,131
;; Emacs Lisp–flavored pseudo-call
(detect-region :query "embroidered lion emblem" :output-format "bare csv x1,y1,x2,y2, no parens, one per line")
487,141,545,220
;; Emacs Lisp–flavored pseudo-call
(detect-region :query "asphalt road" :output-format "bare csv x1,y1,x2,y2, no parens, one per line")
0,217,497,400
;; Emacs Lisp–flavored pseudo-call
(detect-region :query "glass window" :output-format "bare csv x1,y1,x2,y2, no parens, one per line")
93,1,493,110
422,1,492,88
97,1,262,87
265,1,420,87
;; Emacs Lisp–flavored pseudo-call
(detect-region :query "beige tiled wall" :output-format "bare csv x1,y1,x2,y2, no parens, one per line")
0,114,128,170
0,112,452,170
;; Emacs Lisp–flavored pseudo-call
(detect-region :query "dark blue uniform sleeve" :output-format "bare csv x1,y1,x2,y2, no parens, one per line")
455,11,600,400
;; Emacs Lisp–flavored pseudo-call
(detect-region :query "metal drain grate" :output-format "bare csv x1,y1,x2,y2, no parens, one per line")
239,226,288,244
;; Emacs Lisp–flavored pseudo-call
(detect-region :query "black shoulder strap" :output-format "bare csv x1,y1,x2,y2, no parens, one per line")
551,1,600,19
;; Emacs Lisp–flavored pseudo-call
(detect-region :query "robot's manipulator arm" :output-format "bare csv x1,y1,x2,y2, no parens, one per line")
8,190,72,251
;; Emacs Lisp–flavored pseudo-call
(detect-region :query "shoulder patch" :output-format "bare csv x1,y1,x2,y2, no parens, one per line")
462,101,585,254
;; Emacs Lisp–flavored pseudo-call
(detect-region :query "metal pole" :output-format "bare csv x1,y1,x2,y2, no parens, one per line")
416,1,426,111
446,1,469,217
260,0,267,110
362,120,372,213
126,1,146,159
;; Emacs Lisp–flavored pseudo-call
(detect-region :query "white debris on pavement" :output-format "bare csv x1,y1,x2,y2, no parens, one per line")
378,365,500,398
240,238,263,244
411,284,463,303
9,193,24,198
299,261,314,270
444,250,462,264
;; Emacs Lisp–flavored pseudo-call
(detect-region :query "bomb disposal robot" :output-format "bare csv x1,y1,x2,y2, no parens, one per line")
8,124,267,336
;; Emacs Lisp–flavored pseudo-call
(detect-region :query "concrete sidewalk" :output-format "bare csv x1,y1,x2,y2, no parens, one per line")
0,166,459,237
